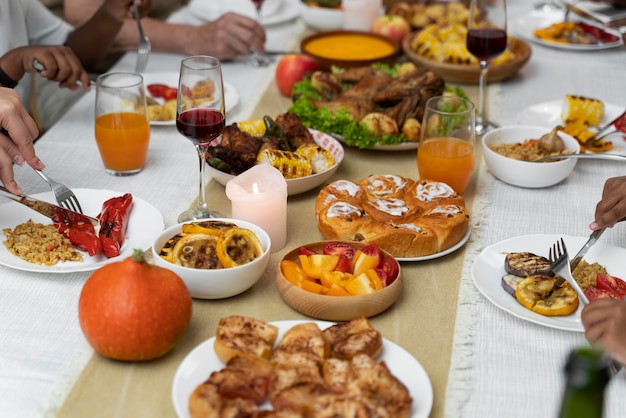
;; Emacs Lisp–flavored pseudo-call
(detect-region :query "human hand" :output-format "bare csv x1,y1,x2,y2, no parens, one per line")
101,0,151,21
190,13,267,61
589,176,626,230
15,45,91,92
0,88,42,195
582,298,626,365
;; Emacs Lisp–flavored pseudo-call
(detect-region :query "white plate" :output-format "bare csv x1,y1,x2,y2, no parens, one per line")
0,189,164,273
207,129,345,195
171,320,434,418
516,100,626,154
510,9,623,50
397,227,471,262
188,0,299,26
142,72,239,126
471,233,626,332
334,134,419,152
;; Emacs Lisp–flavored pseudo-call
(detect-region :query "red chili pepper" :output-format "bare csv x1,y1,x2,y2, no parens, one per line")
578,22,619,44
98,193,133,258
55,222,102,256
614,114,626,133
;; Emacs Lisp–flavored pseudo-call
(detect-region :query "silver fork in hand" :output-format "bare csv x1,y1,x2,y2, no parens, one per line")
133,0,151,73
33,169,83,214
549,238,623,375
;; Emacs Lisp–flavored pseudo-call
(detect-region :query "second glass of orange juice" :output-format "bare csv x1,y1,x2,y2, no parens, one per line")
417,96,476,194
95,72,150,176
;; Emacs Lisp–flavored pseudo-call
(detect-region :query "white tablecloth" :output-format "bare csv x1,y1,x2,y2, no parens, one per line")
446,1,626,417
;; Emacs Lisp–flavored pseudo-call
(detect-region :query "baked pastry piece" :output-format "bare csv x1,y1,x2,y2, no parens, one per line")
316,175,470,258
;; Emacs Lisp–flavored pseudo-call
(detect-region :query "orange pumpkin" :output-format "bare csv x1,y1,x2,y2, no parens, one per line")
78,249,192,361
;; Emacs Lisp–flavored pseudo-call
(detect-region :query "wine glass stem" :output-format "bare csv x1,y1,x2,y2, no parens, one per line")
195,143,210,216
477,60,489,133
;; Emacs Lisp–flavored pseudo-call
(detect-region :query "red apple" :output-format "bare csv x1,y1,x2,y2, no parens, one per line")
371,15,412,44
275,54,318,97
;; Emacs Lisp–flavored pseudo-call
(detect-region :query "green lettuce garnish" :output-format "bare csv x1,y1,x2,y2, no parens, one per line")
288,65,467,149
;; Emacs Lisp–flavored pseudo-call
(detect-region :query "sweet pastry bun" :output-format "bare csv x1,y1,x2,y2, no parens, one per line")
316,175,470,258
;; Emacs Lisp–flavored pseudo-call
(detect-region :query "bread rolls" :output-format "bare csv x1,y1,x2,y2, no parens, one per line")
316,175,470,258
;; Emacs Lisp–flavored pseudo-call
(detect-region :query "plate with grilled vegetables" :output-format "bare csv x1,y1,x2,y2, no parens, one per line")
471,234,626,332
516,98,625,154
206,113,344,195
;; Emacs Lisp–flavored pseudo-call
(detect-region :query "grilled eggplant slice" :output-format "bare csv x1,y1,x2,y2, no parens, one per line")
504,252,554,277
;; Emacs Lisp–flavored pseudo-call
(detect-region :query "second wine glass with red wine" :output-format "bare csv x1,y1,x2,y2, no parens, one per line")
466,0,507,135
176,55,225,222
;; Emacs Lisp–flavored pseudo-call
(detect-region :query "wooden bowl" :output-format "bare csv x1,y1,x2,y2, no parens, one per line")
300,30,400,71
402,32,532,84
276,241,403,321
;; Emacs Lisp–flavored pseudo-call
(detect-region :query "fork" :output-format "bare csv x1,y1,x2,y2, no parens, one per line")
133,0,151,73
549,238,590,304
33,169,83,214
549,238,623,374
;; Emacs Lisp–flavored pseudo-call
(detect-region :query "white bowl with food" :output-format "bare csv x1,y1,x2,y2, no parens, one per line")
482,125,580,188
151,218,271,299
207,129,345,195
299,2,345,31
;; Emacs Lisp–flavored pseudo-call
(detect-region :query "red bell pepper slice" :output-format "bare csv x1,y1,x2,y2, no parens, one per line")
98,193,133,258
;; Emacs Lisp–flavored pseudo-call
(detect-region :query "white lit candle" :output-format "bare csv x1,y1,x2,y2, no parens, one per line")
225,165,287,253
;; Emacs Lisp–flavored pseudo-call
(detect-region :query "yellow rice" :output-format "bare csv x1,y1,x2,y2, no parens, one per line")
572,260,608,291
3,219,83,265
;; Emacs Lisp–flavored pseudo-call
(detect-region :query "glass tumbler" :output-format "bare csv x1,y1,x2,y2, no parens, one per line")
417,96,476,194
95,72,150,176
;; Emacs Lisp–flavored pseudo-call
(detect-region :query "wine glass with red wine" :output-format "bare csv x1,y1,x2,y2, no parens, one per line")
176,55,225,222
249,0,271,67
466,0,507,135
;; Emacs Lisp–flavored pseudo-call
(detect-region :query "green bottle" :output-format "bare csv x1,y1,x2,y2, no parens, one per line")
558,347,612,418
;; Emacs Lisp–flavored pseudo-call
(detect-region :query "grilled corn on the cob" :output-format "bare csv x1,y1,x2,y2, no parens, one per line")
295,144,335,174
561,95,604,126
257,149,312,179
237,119,266,137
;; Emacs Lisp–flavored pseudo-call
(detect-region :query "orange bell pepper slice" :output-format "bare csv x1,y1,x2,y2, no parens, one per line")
299,254,339,279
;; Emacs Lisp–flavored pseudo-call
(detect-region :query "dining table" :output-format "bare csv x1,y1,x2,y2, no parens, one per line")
2,0,626,417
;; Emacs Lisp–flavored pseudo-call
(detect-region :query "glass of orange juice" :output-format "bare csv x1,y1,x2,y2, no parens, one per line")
95,72,150,176
417,96,476,194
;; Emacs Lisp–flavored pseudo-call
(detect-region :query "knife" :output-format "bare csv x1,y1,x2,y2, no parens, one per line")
0,185,99,227
569,227,606,271
564,3,606,26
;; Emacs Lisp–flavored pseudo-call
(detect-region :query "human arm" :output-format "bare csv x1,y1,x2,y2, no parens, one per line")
586,0,626,8
581,298,626,365
64,0,266,60
0,88,43,195
589,176,626,230
0,0,143,92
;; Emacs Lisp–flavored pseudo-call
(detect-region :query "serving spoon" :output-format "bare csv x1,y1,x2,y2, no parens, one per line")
535,153,626,163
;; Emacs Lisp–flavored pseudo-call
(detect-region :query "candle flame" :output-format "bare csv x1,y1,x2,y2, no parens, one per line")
252,182,259,194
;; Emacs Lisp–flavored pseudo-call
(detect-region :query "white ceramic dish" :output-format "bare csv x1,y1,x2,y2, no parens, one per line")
151,218,271,299
397,228,471,262
516,100,626,154
471,233,626,332
482,125,580,188
188,0,299,26
207,129,345,195
0,189,164,273
171,320,434,418
510,8,623,50
299,2,344,31
333,134,419,151
142,72,239,126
